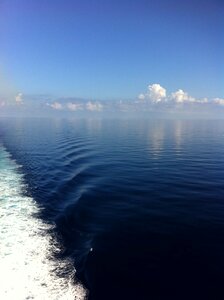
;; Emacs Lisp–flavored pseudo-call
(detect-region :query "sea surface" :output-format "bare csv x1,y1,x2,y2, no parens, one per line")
0,118,224,300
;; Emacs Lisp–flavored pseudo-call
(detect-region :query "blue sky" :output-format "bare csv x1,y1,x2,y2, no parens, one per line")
0,0,223,101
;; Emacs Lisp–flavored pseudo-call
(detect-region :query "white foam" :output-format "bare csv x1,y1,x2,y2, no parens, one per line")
0,145,86,300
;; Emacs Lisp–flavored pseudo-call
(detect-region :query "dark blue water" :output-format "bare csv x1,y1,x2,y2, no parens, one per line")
1,118,224,299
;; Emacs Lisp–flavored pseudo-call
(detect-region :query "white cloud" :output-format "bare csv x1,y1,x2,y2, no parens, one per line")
66,102,83,111
148,84,166,102
138,83,166,103
15,93,23,104
138,83,217,107
138,93,145,100
171,89,195,103
47,102,63,110
86,101,103,111
46,101,103,112
197,98,208,104
0,101,5,107
213,98,224,106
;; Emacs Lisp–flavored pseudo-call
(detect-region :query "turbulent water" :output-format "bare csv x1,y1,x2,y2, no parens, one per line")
1,118,224,300
0,145,85,299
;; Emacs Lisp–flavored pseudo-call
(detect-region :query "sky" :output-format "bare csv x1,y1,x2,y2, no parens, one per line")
0,0,223,115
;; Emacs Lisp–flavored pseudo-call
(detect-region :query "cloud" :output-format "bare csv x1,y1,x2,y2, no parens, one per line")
86,101,103,111
138,83,224,108
213,98,224,106
148,84,166,102
45,100,103,112
47,102,63,110
67,102,83,111
138,83,166,103
197,98,208,104
15,93,23,104
9,84,222,117
138,93,145,100
171,89,195,103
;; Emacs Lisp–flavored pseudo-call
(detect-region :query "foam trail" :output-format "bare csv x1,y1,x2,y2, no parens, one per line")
0,145,86,300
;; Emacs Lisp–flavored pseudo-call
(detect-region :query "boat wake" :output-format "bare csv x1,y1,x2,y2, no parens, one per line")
0,144,86,300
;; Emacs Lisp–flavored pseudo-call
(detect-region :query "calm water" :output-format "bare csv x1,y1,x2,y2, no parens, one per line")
1,118,224,300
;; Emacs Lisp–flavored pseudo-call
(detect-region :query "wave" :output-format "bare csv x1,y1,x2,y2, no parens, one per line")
0,144,86,300
1,118,224,299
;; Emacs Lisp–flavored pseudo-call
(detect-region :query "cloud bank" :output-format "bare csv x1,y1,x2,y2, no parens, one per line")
47,102,63,110
66,102,83,111
46,101,104,112
0,85,224,117
214,98,224,106
86,101,103,111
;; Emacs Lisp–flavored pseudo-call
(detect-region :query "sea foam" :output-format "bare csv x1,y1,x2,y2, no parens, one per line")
0,145,86,300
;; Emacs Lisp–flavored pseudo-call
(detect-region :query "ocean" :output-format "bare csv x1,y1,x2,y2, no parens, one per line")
0,118,224,300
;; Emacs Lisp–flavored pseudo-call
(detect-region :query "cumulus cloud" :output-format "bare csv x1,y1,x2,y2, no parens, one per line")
47,102,63,110
15,93,23,104
137,83,224,108
138,83,166,103
148,84,166,102
171,89,195,103
86,101,103,111
67,102,83,111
